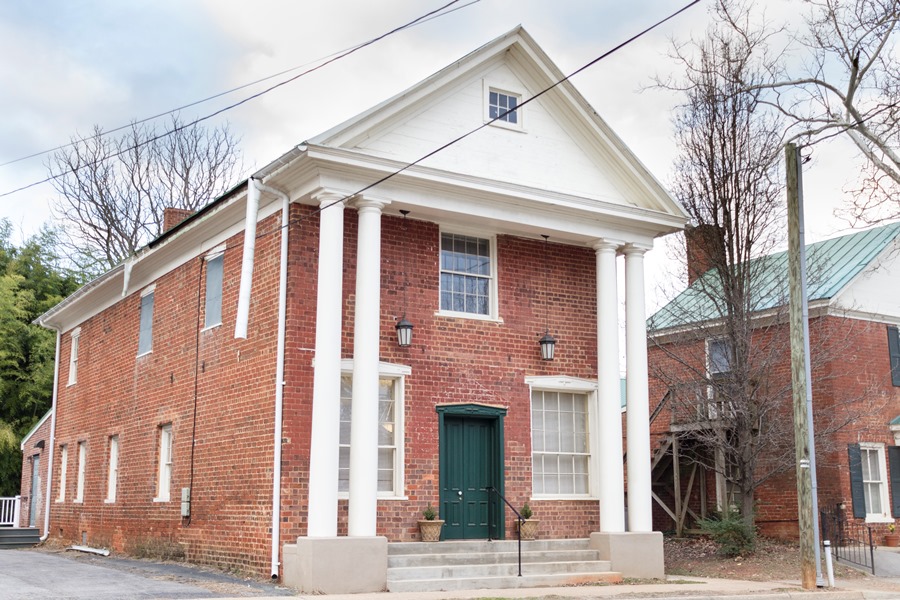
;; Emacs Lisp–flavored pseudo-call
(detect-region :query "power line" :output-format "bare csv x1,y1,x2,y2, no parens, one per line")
0,0,479,169
259,0,702,238
0,0,474,197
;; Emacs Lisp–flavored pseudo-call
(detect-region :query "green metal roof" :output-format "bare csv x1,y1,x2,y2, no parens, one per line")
649,222,900,332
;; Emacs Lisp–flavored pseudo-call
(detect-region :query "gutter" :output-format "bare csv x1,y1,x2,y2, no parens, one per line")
39,327,61,541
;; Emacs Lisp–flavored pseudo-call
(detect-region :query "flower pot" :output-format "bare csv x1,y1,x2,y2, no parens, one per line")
884,533,900,547
516,519,540,540
418,519,444,542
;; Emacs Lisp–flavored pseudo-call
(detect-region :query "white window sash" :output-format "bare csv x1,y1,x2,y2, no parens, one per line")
106,436,118,502
57,445,67,502
156,426,173,501
75,442,86,502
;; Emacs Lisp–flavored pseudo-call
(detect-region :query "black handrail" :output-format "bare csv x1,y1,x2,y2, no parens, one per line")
486,486,523,577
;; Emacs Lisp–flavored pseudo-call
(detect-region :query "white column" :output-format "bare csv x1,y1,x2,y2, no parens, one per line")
594,239,625,533
307,194,345,537
348,197,387,537
624,244,653,532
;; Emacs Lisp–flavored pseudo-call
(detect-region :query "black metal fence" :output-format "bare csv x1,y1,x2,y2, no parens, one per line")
820,506,875,575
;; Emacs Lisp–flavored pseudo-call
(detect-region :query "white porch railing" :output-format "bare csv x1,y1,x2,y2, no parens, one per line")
0,496,21,528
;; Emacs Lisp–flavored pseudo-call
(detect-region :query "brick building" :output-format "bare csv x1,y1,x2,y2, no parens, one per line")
17,410,52,532
646,223,900,541
30,29,688,590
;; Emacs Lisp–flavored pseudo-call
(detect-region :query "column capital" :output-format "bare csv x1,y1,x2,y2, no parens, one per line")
591,238,624,253
351,195,391,212
311,188,349,208
621,242,653,256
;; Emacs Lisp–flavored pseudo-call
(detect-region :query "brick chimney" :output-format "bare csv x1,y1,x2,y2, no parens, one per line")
162,207,195,233
685,223,725,285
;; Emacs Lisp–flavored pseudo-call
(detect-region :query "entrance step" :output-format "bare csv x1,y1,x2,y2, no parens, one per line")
387,538,621,592
0,527,40,549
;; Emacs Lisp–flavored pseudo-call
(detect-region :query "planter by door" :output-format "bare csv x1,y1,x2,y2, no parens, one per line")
419,519,445,542
517,519,540,540
884,533,900,547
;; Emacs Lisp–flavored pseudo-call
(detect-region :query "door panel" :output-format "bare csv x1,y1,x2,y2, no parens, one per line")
29,455,40,527
441,416,494,539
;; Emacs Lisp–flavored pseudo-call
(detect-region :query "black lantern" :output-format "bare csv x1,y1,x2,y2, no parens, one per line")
397,210,414,347
539,331,557,361
396,316,414,347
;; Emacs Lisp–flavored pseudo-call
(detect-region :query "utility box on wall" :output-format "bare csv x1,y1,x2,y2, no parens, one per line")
181,487,191,517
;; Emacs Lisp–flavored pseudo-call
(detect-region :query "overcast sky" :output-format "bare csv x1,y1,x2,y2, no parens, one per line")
0,0,875,308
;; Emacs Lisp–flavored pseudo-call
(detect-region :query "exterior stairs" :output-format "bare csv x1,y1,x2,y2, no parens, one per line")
387,538,622,592
0,527,40,549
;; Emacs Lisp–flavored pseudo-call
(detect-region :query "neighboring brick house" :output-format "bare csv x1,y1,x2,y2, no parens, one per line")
17,410,52,532
31,28,689,589
646,223,900,541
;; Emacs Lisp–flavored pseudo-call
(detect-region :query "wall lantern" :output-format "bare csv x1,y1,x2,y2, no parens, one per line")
538,234,557,361
396,209,414,347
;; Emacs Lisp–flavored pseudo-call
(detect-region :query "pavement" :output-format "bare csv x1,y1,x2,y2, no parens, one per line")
1,547,898,600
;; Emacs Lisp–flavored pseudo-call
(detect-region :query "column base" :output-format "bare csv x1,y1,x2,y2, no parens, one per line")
282,536,387,594
590,531,664,579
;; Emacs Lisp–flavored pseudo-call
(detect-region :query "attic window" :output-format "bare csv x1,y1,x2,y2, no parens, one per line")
488,89,521,127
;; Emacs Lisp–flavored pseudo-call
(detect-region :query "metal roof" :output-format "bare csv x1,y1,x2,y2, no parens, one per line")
649,222,900,332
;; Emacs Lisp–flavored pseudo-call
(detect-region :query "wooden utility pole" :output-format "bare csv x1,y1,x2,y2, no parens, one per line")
785,143,817,590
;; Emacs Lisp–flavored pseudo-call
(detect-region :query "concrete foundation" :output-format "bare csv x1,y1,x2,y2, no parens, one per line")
282,536,388,594
589,531,665,579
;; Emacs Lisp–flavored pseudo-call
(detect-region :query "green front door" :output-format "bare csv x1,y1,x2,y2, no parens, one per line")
437,404,506,540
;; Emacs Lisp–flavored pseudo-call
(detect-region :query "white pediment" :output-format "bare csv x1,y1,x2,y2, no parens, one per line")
309,27,686,220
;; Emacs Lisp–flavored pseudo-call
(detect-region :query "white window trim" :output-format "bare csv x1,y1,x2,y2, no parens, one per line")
526,376,600,500
483,80,525,131
56,444,67,502
436,228,501,322
137,286,155,357
74,441,86,503
155,425,173,502
859,442,893,523
105,435,119,503
67,327,81,386
337,359,409,500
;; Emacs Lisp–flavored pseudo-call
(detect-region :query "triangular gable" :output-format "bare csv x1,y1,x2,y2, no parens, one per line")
309,26,686,220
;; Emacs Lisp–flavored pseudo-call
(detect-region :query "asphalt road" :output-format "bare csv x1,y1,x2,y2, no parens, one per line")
0,549,291,599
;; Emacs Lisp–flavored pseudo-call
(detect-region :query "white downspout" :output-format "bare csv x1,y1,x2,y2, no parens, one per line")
234,178,261,339
253,180,290,580
40,327,61,541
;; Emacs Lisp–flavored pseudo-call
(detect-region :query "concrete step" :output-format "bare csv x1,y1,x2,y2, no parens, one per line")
0,527,40,549
386,538,620,593
389,548,602,568
387,571,622,592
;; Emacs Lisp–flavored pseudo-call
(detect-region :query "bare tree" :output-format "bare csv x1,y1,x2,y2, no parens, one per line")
650,1,796,526
731,0,900,223
49,116,242,273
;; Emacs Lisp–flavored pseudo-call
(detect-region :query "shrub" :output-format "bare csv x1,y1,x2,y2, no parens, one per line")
697,510,756,557
520,502,533,520
422,503,437,520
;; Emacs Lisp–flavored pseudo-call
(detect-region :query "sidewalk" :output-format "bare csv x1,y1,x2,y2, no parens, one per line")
212,574,900,600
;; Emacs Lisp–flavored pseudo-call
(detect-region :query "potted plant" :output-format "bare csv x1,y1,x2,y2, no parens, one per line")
517,502,539,540
884,523,899,547
418,503,444,542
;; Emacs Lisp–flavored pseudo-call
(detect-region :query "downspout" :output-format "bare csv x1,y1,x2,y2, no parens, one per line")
234,178,261,339
253,180,290,580
40,327,61,541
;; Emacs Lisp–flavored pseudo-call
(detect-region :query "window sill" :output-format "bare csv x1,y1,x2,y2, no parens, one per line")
153,497,170,503
338,495,408,501
865,515,895,524
201,323,222,333
530,495,597,501
73,499,83,504
435,310,503,324
104,499,116,504
137,350,152,358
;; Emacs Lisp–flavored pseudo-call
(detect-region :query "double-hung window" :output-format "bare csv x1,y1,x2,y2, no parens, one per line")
439,232,495,318
205,253,224,328
888,325,900,386
531,390,590,496
106,435,119,503
488,89,520,124
338,362,407,497
75,441,86,503
155,425,173,502
849,442,893,522
138,287,154,355
706,338,735,420
68,328,80,386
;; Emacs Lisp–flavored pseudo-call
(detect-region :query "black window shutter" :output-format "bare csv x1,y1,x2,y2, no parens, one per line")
888,326,900,387
889,446,900,517
848,444,866,519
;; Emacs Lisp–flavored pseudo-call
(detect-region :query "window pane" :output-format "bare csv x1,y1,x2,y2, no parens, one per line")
138,292,154,354
205,254,224,327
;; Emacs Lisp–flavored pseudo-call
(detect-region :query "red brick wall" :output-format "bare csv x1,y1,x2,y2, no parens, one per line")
18,413,52,531
50,207,607,576
647,314,900,539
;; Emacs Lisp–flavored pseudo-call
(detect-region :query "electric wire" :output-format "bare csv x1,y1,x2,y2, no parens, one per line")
0,0,478,169
0,0,472,197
